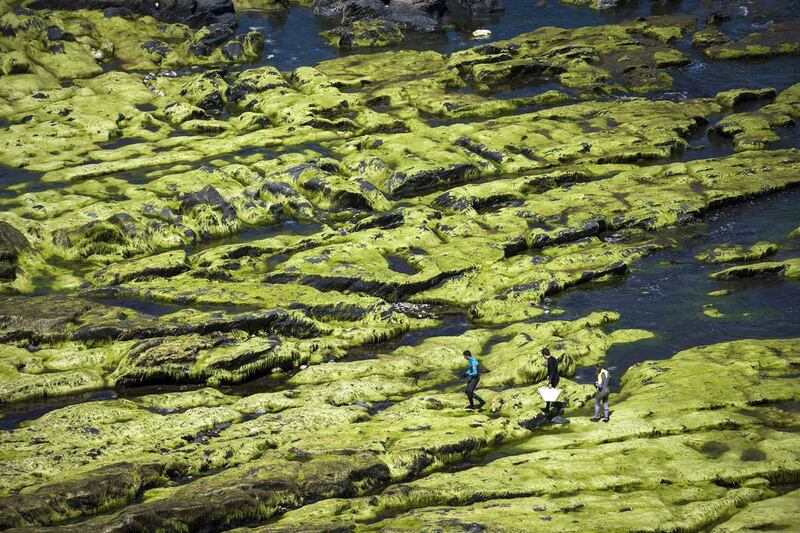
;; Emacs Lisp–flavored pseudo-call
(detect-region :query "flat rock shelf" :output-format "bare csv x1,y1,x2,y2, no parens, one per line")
1,0,799,530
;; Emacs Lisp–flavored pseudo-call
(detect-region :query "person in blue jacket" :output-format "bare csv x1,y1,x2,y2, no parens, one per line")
461,350,486,410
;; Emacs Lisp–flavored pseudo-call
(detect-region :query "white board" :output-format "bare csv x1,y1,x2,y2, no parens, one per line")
538,387,562,403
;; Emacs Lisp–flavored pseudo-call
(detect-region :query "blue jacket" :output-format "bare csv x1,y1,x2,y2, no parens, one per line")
465,356,480,378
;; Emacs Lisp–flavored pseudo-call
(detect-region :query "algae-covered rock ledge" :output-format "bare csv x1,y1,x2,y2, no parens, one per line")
1,0,800,530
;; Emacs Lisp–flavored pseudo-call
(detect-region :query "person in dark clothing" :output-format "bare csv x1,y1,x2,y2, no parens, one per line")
542,347,561,414
461,350,485,410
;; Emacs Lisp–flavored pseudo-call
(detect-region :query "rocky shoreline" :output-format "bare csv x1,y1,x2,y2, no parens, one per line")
1,0,800,530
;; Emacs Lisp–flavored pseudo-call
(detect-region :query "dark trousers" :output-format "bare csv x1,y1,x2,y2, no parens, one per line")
465,377,484,406
595,390,609,418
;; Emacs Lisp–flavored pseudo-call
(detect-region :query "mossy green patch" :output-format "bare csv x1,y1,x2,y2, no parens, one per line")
710,488,800,533
706,21,800,60
696,241,779,264
715,88,777,109
711,82,800,151
321,20,405,49
711,258,800,281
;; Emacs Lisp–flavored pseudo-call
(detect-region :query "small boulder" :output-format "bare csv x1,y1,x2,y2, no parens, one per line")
321,19,405,48
1,51,30,75
178,71,229,111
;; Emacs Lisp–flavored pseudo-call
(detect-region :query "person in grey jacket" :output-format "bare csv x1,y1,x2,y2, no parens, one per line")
591,362,610,422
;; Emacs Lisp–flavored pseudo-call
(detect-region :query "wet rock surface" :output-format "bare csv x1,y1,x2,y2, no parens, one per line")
1,0,800,530
27,0,237,28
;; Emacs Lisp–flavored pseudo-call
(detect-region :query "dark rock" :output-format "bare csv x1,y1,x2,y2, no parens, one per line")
353,210,404,231
141,40,171,59
561,502,584,512
445,0,503,19
0,221,30,262
260,181,300,198
189,15,237,56
28,0,235,28
390,0,446,15
0,295,94,343
312,0,386,20
385,0,443,31
179,186,237,221
0,222,30,282
705,11,731,26
455,136,504,162
221,41,244,60
46,25,76,41
102,6,134,17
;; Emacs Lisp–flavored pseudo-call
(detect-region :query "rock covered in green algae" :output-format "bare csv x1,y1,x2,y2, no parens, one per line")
714,87,777,109
695,241,778,264
445,16,693,94
0,221,31,284
0,289,419,402
705,20,800,60
248,338,800,532
0,309,636,529
710,488,800,533
321,20,405,49
692,27,730,48
88,249,189,285
0,7,260,87
711,82,800,151
710,257,800,281
1,7,800,530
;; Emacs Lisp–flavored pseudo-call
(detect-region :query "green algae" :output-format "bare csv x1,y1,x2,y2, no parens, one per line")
710,258,800,281
711,488,800,533
702,305,725,319
321,20,405,49
255,338,800,531
705,21,800,60
714,87,777,109
0,310,637,526
0,7,261,81
710,83,800,151
692,27,730,49
1,5,800,529
696,241,779,264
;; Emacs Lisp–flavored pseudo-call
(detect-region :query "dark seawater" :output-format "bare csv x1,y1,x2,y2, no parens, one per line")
239,0,800,81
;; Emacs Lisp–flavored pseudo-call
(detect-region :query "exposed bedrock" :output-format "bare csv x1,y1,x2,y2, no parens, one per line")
3,336,797,530
0,310,636,525
0,9,799,530
312,0,503,34
26,0,236,28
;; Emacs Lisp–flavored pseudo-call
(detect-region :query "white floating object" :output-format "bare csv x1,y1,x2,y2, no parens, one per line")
538,387,562,403
472,29,492,39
